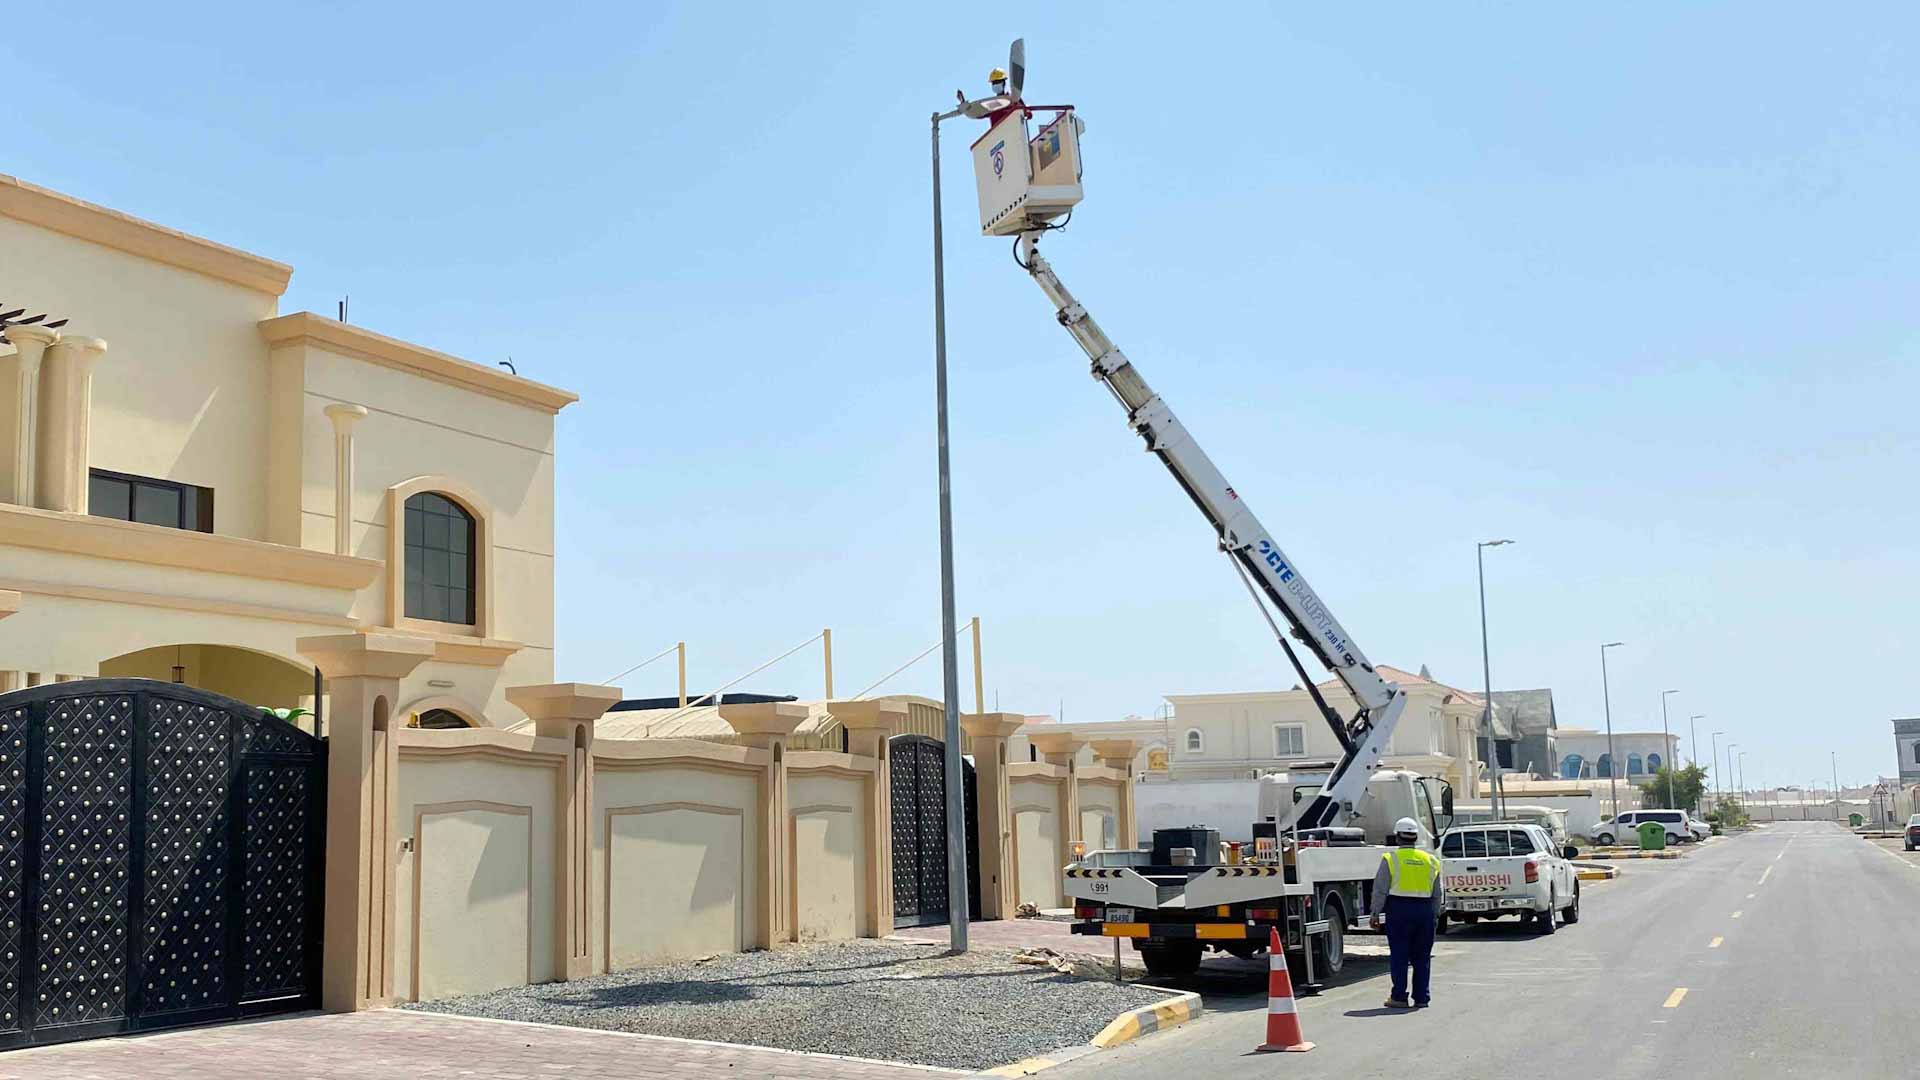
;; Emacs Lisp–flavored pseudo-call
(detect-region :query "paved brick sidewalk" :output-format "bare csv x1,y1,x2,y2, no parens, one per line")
0,1009,966,1080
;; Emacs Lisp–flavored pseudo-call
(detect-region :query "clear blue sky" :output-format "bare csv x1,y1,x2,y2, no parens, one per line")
9,4,1916,788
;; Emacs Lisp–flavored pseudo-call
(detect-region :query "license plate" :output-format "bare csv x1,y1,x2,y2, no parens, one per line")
1105,907,1135,923
1462,900,1492,912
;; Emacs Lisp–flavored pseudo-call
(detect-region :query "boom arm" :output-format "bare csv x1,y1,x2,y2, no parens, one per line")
1016,232,1407,830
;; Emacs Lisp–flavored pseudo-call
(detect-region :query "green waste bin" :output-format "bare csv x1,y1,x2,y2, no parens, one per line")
1637,821,1668,851
1849,813,1864,828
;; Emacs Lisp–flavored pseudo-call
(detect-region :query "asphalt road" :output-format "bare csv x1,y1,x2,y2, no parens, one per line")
1048,821,1915,1079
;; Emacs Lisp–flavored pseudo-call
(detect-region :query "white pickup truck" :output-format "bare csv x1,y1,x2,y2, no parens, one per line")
1438,822,1581,934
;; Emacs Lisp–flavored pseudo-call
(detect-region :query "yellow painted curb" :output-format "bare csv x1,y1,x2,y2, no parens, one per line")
1576,866,1618,881
1091,990,1204,1048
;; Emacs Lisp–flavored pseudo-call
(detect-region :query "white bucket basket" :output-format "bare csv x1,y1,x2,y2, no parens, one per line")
971,108,1084,236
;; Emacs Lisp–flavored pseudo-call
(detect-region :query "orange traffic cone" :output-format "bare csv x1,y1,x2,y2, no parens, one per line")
1256,928,1315,1053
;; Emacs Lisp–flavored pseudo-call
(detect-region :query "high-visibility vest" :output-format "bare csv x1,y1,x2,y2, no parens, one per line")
1385,847,1440,898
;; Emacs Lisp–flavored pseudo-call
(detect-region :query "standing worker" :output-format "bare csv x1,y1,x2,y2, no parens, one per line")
1368,817,1445,1009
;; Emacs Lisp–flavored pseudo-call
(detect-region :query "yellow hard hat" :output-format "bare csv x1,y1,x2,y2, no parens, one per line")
989,67,1008,82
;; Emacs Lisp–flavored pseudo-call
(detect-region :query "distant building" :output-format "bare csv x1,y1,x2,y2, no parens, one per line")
1892,718,1920,784
1552,729,1680,782
1489,688,1558,778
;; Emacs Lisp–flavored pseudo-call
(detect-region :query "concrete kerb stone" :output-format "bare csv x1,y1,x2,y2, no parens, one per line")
970,986,1203,1078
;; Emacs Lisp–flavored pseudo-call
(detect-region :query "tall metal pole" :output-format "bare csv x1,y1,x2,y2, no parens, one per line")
1726,743,1739,816
1600,642,1623,820
1711,731,1724,812
1660,689,1678,809
1476,540,1511,817
1831,752,1841,822
931,107,970,951
1689,714,1703,768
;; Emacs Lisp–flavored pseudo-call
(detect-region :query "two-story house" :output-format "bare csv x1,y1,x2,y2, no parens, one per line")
0,174,574,729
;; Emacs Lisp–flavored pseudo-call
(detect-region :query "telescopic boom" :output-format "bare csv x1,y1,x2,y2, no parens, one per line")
1015,231,1408,830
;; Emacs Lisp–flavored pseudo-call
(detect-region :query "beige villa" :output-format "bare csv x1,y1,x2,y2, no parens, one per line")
0,173,572,728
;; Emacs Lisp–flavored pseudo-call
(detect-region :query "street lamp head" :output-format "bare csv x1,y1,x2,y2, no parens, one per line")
1480,539,1514,548
1603,641,1624,649
1663,689,1679,696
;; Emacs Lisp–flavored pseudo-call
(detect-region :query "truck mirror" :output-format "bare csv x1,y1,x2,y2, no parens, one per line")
1563,845,1579,860
1441,787,1455,817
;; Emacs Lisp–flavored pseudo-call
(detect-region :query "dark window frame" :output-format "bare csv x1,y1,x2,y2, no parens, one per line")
403,491,477,625
88,468,214,533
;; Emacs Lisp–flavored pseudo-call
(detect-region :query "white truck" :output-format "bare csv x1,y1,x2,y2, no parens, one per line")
1438,822,1581,933
967,51,1453,980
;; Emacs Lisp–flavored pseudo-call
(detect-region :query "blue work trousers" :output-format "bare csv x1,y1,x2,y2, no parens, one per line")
1383,895,1436,1005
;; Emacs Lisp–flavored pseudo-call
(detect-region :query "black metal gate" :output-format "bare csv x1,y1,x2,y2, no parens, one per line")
0,679,326,1051
889,735,981,928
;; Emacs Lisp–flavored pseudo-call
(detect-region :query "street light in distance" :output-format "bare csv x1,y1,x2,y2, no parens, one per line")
1475,539,1513,817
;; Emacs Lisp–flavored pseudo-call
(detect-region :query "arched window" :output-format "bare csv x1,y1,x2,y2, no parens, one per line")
1560,754,1583,780
1647,752,1663,773
410,708,474,729
404,492,476,624
1184,728,1204,754
1628,753,1644,776
1597,753,1613,778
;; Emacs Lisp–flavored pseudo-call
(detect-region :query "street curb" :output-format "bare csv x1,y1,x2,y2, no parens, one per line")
1573,863,1619,880
1090,987,1204,1048
970,986,1203,1077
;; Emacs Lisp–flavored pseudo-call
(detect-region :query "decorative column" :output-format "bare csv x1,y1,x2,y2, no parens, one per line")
1090,738,1140,851
831,699,907,935
1028,731,1088,871
323,403,369,555
508,682,622,981
1,326,55,506
719,701,808,947
961,713,1025,920
299,632,434,1012
35,335,106,513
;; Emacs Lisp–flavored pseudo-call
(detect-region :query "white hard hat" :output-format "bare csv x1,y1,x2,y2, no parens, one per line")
1394,817,1420,836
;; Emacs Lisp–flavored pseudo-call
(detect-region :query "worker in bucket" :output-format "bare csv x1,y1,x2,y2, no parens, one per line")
1368,817,1444,1009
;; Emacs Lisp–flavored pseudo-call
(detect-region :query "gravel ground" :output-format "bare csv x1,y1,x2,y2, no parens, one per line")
401,939,1169,1071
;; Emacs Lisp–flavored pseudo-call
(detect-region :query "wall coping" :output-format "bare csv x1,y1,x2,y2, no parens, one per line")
0,173,294,295
260,312,579,414
0,501,381,592
962,712,1026,739
787,750,878,778
1008,762,1070,782
592,736,771,771
396,726,568,763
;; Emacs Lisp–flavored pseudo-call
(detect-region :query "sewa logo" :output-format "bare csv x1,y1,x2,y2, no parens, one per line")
990,140,1006,178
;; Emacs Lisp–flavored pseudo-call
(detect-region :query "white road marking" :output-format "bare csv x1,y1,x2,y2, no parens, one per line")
1758,866,1772,885
1746,893,1755,899
1709,937,1723,948
1663,988,1689,1008
1731,911,1743,919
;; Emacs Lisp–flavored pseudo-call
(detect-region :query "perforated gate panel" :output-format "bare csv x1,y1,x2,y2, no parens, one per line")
0,681,325,1052
889,735,981,929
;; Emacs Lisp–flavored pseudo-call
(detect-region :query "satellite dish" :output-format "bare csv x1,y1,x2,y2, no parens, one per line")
1008,38,1026,100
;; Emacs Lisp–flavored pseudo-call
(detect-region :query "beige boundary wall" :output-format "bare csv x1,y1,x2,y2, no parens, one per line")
297,642,1136,1010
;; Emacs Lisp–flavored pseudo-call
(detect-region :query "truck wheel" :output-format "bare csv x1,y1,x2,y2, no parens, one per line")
1312,891,1346,976
1139,943,1202,978
1562,882,1581,924
1534,890,1558,935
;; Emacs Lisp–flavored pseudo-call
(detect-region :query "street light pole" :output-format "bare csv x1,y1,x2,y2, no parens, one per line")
1689,714,1704,768
929,99,974,953
1726,743,1739,815
1660,689,1678,809
1711,731,1725,813
1600,642,1624,820
1831,752,1841,823
1476,540,1512,818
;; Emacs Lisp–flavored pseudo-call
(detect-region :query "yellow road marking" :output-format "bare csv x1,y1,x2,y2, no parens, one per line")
1709,937,1723,948
1746,893,1755,899
1663,988,1689,1008
1731,911,1743,919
